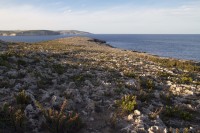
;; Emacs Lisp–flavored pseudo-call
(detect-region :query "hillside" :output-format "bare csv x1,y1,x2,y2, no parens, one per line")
0,37,200,133
0,30,91,36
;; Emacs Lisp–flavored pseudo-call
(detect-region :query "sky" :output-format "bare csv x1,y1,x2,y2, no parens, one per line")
0,0,200,34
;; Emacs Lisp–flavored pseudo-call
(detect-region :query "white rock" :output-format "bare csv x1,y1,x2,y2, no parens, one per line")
125,79,138,88
166,81,172,86
134,110,141,116
127,114,134,121
175,87,181,93
13,83,22,91
148,126,167,133
184,90,194,95
25,104,34,112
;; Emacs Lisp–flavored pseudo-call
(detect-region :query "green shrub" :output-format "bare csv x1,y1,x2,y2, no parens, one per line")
0,54,10,67
37,77,53,88
147,56,200,72
123,70,136,78
114,87,124,95
0,80,10,88
0,103,25,132
17,60,26,66
157,71,173,79
160,92,173,105
140,78,155,91
43,100,83,133
179,111,192,121
15,90,31,106
52,64,65,74
137,90,151,102
163,106,192,121
178,76,193,84
72,75,84,82
116,95,137,114
164,106,179,117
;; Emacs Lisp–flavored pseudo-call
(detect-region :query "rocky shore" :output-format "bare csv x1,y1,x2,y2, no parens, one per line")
0,37,200,133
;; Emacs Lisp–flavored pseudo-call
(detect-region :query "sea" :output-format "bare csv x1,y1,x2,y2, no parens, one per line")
0,34,200,62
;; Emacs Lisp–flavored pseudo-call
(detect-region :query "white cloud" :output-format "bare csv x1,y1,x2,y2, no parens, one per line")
0,3,199,34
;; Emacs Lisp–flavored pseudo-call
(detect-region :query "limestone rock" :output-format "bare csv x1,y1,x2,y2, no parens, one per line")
134,110,141,116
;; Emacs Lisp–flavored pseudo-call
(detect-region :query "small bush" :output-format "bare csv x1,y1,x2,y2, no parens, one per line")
52,64,65,74
160,92,173,105
148,107,163,120
109,113,117,128
179,111,192,121
17,60,26,66
72,75,84,82
0,103,25,132
157,71,173,79
147,56,200,72
116,95,137,114
163,106,192,121
178,76,193,84
137,90,151,102
0,80,10,88
114,87,124,95
0,54,10,67
123,70,136,78
15,90,31,106
37,77,53,88
140,78,155,91
43,100,83,133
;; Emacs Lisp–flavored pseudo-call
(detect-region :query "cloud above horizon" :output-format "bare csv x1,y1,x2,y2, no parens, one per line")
0,0,200,34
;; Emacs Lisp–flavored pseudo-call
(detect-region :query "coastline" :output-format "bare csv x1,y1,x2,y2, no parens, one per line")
1,34,199,62
0,37,200,132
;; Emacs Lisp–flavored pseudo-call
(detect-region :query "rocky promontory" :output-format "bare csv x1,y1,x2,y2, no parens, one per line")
0,37,200,133
0,30,91,36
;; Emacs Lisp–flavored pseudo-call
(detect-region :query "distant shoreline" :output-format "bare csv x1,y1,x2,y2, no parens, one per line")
0,36,199,65
0,34,200,62
0,30,91,36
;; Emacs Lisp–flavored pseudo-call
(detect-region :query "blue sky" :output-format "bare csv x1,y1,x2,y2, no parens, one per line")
0,0,200,33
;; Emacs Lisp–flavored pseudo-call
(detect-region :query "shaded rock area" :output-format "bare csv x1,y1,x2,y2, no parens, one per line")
0,37,200,133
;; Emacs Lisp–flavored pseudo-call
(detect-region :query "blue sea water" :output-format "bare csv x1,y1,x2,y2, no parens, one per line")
0,34,200,62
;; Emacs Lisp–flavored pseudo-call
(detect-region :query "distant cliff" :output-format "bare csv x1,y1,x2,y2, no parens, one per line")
58,30,91,35
0,30,91,36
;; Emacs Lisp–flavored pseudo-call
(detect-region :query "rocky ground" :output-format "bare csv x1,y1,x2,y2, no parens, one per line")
0,37,200,133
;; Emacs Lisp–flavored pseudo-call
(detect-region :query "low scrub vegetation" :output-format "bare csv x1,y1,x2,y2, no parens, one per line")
140,78,155,91
1,91,83,133
116,95,137,114
52,64,65,74
163,105,192,121
147,56,200,72
0,103,25,133
15,90,31,106
43,100,83,133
